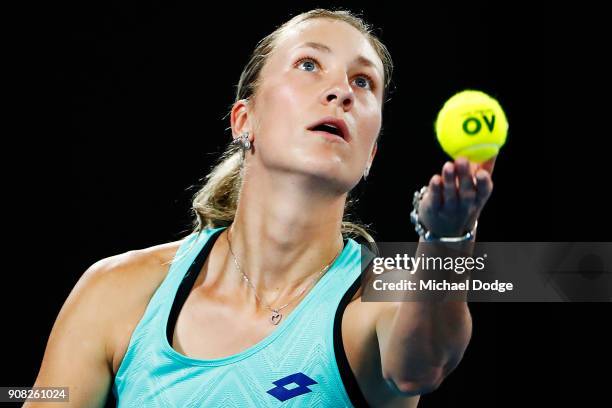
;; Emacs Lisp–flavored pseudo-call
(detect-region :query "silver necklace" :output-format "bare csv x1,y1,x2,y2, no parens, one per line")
225,226,343,325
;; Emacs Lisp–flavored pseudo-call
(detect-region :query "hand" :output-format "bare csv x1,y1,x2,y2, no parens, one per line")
417,156,496,237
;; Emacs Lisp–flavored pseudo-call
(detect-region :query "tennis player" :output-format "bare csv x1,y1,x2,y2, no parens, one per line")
28,9,494,407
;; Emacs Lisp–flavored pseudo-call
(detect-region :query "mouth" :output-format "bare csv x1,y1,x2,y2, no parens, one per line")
307,117,351,143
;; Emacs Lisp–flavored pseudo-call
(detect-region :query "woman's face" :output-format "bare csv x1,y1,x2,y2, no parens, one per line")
239,18,384,192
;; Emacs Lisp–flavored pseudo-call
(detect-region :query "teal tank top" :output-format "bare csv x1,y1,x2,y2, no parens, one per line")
112,226,372,407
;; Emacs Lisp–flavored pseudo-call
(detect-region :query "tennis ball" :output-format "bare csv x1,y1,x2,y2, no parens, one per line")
435,90,508,163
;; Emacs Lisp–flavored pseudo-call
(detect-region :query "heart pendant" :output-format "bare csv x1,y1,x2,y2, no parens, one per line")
270,311,282,325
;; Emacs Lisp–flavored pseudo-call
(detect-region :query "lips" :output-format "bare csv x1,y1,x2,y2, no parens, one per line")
307,117,351,142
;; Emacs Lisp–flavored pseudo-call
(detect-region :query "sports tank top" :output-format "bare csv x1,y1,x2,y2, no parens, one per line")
113,226,373,407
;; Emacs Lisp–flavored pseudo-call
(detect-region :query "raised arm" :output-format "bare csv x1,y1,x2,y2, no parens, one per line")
377,156,495,396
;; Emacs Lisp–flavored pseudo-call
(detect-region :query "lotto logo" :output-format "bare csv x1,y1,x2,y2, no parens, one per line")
266,372,318,402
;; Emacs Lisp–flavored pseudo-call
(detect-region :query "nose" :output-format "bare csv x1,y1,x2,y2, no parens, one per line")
321,79,355,111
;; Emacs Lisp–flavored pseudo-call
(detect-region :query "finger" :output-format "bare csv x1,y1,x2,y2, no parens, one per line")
478,155,497,177
428,174,443,211
442,161,457,208
455,157,476,199
475,168,494,207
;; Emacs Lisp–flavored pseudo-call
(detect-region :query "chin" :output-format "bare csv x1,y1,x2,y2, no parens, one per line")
302,162,356,191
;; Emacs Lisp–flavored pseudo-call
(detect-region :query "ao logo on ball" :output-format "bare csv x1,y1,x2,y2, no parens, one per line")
462,110,496,136
435,90,509,163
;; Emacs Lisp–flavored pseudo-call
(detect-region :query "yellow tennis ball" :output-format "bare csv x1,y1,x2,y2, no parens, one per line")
435,90,508,163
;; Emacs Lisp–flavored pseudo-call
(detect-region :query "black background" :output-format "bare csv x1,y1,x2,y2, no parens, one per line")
4,1,610,407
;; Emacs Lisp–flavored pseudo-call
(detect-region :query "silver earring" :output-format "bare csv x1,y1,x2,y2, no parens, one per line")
240,132,251,150
233,132,251,150
363,165,370,180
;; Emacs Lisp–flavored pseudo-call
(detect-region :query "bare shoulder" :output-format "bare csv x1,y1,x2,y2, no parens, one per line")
81,239,185,310
83,237,188,373
28,237,188,407
92,239,186,291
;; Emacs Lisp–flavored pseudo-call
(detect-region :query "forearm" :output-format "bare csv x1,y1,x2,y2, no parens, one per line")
381,236,474,391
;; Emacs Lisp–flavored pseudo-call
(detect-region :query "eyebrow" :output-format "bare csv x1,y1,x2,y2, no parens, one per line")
294,42,383,79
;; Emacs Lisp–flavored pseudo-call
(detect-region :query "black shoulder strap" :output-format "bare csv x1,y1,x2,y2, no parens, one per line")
166,228,225,344
333,251,370,407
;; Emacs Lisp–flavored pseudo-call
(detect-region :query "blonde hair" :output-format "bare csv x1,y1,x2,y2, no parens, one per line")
190,9,393,250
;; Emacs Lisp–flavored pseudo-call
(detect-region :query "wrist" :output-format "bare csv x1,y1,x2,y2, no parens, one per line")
410,186,478,243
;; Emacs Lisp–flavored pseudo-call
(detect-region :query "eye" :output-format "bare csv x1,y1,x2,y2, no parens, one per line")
354,74,375,91
295,55,377,92
295,56,320,72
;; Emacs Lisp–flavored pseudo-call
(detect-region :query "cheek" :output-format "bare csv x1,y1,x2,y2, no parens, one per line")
256,81,308,135
264,73,311,111
359,103,382,143
258,78,332,156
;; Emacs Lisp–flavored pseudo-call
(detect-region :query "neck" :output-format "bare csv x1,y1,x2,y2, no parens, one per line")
222,166,347,311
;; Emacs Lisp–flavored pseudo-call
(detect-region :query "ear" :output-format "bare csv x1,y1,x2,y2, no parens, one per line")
230,99,251,141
